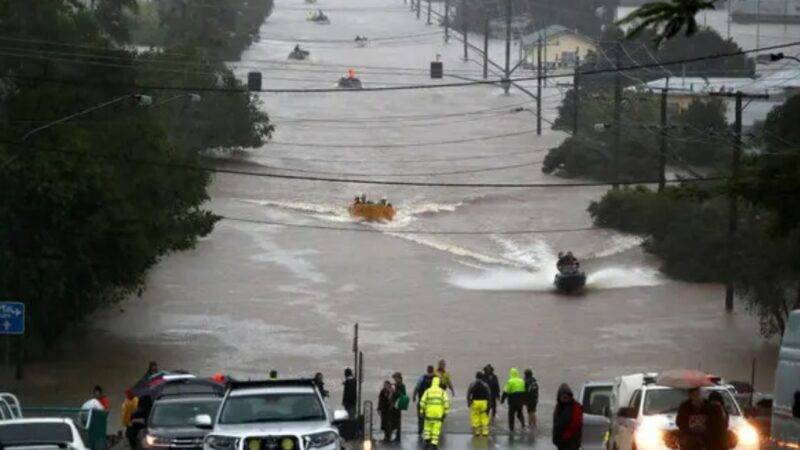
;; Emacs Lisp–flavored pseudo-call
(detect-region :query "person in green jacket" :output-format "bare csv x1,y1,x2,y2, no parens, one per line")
500,368,527,432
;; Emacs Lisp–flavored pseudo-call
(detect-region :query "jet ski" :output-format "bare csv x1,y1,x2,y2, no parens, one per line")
288,48,310,60
338,69,362,89
354,36,368,47
338,76,362,89
554,265,586,293
306,11,330,24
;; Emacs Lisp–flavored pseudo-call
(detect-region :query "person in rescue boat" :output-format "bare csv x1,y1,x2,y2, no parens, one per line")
467,372,491,437
677,388,713,450
552,384,583,450
500,368,526,432
420,377,450,449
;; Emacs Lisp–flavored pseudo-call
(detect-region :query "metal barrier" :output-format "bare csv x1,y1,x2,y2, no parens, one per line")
22,406,108,450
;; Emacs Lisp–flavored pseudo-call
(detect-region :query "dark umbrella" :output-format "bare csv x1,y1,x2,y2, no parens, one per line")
657,369,715,389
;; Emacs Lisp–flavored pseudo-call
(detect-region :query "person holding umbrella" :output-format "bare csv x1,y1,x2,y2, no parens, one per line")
659,370,716,450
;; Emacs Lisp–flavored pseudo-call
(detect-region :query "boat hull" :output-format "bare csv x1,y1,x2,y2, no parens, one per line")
349,204,396,221
554,270,586,292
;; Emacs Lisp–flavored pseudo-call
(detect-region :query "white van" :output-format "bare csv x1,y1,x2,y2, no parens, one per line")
771,309,800,450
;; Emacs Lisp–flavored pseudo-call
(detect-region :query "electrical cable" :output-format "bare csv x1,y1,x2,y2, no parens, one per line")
1,140,727,188
4,41,800,94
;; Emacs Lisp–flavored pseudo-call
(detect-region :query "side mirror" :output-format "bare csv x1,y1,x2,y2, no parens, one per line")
194,414,213,429
332,409,349,423
618,407,638,419
793,391,800,418
603,406,611,418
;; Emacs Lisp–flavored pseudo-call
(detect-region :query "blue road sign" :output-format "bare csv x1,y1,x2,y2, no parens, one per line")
0,302,24,335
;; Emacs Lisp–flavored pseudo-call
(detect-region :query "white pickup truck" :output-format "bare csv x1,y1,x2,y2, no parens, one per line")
608,374,759,450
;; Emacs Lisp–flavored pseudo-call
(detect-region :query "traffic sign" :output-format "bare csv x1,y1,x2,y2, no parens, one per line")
0,302,24,335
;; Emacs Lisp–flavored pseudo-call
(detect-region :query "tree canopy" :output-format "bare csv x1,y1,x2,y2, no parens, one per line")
0,0,272,346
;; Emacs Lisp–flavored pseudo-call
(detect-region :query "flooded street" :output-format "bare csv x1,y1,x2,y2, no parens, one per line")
6,0,798,433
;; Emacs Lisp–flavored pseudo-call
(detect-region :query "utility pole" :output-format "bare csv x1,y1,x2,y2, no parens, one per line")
658,84,668,192
709,90,769,312
573,55,580,136
461,0,468,60
612,41,623,188
427,0,432,24
416,0,421,19
536,38,542,135
503,0,512,93
483,17,489,79
444,0,450,42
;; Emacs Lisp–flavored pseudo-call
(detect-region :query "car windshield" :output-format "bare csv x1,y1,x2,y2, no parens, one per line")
219,392,325,424
150,399,221,428
643,389,740,416
0,423,72,445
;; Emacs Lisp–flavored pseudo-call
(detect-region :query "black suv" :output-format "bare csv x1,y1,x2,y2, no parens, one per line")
141,379,225,450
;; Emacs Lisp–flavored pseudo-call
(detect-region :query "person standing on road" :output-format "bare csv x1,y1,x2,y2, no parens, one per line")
343,368,358,419
391,372,407,442
467,372,491,437
552,383,583,450
420,377,450,450
523,369,540,427
435,360,456,396
677,388,713,450
378,380,395,442
501,368,526,432
483,364,501,424
314,373,329,399
413,366,436,436
121,389,138,438
706,391,730,450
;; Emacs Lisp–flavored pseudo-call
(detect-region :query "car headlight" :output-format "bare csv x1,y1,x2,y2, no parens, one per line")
735,423,759,448
635,420,665,449
303,431,338,449
144,435,171,448
206,435,241,450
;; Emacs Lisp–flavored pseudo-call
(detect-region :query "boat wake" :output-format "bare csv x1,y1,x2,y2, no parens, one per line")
448,266,662,292
239,198,463,227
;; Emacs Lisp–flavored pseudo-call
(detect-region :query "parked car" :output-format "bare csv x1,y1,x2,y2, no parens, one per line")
200,379,348,450
0,418,89,450
142,379,225,450
609,375,759,450
771,309,800,450
580,381,613,450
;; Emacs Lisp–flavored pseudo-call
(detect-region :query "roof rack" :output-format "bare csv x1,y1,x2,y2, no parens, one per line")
228,379,317,390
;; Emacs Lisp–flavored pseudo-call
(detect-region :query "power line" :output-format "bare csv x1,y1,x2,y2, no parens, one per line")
6,40,799,94
3,140,727,188
220,214,597,235
268,128,540,148
259,159,544,177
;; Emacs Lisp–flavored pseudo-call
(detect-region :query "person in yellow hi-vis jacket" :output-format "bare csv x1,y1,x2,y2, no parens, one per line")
420,377,450,449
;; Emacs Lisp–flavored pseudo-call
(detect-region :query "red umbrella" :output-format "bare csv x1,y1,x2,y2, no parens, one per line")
657,369,715,389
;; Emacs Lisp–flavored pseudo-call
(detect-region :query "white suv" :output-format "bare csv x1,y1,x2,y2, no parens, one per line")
200,380,347,450
610,384,759,450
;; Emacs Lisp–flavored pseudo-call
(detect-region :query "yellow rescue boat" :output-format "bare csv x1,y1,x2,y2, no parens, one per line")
348,203,396,221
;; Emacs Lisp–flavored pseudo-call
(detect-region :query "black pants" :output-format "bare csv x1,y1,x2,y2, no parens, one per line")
508,404,525,431
417,411,424,435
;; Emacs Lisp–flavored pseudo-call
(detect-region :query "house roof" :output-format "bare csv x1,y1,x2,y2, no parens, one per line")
521,25,595,47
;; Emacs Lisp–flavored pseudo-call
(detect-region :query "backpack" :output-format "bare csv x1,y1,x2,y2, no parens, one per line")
395,394,410,411
527,378,539,399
